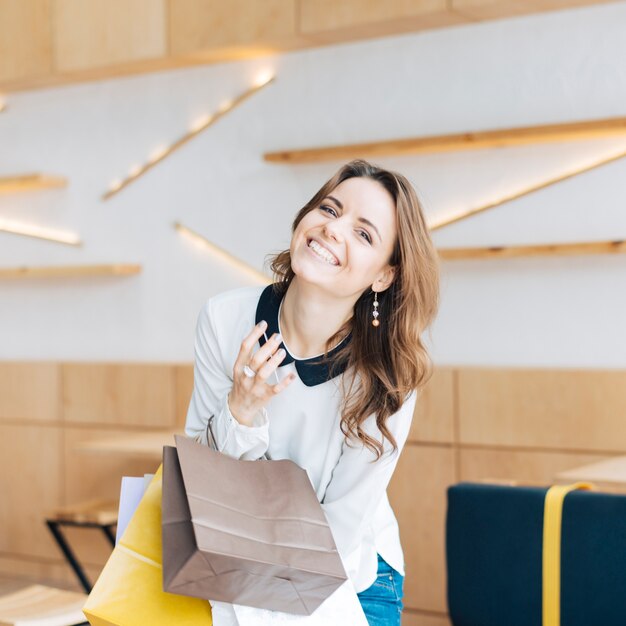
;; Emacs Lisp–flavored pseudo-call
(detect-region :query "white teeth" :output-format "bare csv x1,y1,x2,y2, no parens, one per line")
308,239,339,265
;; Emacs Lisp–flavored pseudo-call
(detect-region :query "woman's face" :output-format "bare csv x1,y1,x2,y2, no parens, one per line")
290,176,398,299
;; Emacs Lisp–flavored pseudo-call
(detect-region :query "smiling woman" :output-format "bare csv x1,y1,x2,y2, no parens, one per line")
185,159,440,625
270,159,440,459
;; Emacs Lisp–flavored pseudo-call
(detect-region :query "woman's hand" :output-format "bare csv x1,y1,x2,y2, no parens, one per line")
228,320,296,426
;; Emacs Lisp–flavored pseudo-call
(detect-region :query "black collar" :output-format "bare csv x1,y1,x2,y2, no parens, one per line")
255,283,351,387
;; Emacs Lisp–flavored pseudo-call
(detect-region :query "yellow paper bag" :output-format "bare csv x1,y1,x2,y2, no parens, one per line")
83,465,212,626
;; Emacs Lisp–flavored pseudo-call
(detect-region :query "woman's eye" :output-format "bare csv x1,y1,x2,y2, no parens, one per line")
358,230,372,244
320,205,337,217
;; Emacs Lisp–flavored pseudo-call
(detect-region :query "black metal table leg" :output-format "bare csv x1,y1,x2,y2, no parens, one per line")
101,523,117,547
45,519,93,593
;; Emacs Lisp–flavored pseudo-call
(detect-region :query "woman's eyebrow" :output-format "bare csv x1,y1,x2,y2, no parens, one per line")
323,195,382,242
324,195,343,209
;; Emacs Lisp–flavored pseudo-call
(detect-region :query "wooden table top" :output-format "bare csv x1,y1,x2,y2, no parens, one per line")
74,429,183,460
555,455,626,493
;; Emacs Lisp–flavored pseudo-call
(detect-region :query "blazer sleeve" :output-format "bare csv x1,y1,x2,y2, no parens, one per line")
320,389,417,565
184,297,270,461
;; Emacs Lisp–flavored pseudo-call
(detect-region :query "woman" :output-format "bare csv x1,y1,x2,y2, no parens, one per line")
186,159,440,625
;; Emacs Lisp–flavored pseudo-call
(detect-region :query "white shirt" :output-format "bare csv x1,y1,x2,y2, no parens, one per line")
185,283,417,595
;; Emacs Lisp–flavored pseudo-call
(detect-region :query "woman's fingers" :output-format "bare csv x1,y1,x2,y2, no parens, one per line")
233,322,293,389
249,332,283,371
233,321,268,377
229,322,295,425
255,347,287,382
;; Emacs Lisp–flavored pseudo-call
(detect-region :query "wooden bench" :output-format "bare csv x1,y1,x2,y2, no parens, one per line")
0,584,87,625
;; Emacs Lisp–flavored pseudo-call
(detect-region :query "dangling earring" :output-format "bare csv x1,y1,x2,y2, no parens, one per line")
372,291,380,327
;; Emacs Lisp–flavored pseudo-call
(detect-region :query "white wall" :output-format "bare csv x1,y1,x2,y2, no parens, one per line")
2,2,626,366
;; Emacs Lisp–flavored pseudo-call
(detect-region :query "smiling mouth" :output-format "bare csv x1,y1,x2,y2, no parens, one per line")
307,238,340,266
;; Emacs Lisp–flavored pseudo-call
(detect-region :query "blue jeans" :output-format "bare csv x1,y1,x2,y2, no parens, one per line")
356,553,404,626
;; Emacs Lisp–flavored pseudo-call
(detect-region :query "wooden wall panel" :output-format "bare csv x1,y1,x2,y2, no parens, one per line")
0,0,52,83
458,368,626,452
299,0,468,42
451,0,616,20
0,0,618,91
2,359,624,609
0,362,59,422
53,0,167,73
169,0,299,57
410,368,455,444
459,447,611,484
389,445,457,613
61,363,176,427
0,424,62,560
174,364,194,427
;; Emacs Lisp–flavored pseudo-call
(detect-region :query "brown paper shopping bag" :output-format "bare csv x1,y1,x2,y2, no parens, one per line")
161,435,348,615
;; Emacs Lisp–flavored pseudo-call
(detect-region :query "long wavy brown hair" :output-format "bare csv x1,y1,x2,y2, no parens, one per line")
266,159,440,462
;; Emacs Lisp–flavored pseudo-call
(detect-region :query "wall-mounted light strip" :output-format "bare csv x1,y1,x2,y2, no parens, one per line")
0,264,142,279
438,239,626,260
263,115,626,163
430,147,626,230
0,174,67,194
174,221,270,285
103,70,275,201
0,217,82,246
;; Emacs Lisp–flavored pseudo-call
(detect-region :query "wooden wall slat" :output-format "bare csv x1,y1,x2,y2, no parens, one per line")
0,424,62,560
174,364,194,427
0,362,59,421
169,0,299,57
457,368,626,452
410,368,455,444
299,0,468,42
0,0,52,83
52,0,167,73
389,445,457,613
61,363,176,427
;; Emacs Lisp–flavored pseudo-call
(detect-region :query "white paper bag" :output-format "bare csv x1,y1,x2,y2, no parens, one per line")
210,579,368,626
115,476,146,544
115,473,155,544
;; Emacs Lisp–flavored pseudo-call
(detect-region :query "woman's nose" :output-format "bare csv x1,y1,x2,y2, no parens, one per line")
323,220,344,242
